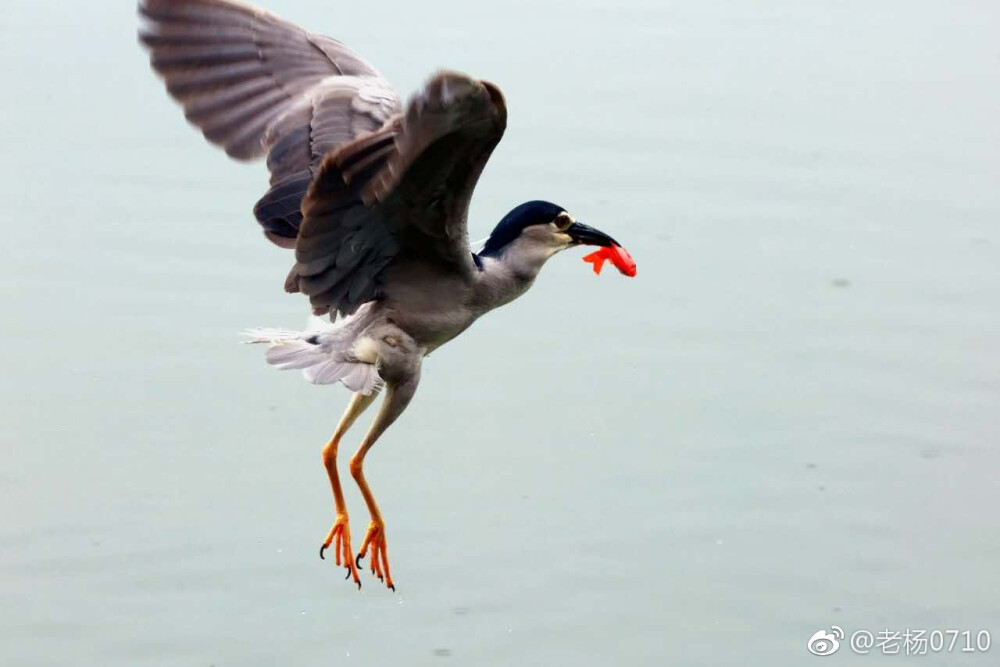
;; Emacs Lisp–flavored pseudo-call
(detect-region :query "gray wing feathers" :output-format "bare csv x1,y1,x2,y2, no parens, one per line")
261,78,399,184
139,0,384,160
139,0,401,245
140,7,506,321
292,71,507,320
252,77,399,242
363,73,506,209
290,125,401,319
364,72,507,275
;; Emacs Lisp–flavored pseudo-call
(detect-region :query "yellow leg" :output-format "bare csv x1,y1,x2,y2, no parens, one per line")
349,375,420,591
319,391,376,588
350,441,392,589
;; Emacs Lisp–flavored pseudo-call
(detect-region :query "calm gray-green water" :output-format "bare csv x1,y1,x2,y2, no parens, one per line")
2,1,998,665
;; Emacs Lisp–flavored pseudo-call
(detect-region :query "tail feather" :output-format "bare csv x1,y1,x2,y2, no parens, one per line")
304,359,349,384
242,326,383,395
343,364,380,394
243,328,305,344
265,341,325,370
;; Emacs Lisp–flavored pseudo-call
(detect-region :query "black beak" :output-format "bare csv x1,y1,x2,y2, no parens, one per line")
568,222,617,247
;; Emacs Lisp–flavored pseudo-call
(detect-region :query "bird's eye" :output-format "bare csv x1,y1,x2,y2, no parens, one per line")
554,212,574,231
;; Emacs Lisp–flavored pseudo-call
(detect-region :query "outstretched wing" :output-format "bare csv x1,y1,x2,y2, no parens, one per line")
290,71,508,319
138,0,401,245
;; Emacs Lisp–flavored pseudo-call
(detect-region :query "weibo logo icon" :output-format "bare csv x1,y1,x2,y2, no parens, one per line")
807,626,845,656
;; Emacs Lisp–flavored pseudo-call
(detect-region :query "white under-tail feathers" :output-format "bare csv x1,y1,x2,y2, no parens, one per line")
242,316,384,395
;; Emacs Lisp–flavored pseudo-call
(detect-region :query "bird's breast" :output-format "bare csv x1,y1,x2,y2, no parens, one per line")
388,304,479,354
379,270,479,353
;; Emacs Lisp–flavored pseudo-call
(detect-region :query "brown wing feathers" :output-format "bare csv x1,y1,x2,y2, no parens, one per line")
288,124,402,318
362,73,507,230
140,3,507,320
287,73,506,319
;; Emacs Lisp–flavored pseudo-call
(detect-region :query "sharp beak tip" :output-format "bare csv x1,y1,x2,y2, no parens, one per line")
569,222,617,248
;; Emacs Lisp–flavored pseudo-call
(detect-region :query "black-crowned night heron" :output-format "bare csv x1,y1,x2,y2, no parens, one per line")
139,0,633,590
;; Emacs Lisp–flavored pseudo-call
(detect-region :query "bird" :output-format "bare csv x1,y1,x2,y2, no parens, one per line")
138,0,632,591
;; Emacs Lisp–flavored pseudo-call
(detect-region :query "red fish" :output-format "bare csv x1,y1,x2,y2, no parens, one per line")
582,244,637,277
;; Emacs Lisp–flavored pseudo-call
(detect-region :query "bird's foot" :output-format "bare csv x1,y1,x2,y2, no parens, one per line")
356,520,394,591
319,514,361,589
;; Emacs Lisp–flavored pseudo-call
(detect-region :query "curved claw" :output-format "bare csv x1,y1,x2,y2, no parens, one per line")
389,584,396,592
321,516,362,589
355,522,394,590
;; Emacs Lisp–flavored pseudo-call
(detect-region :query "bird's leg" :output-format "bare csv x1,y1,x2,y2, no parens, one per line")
320,390,377,588
350,373,420,591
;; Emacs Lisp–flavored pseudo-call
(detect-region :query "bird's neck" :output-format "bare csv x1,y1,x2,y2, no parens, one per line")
471,251,546,313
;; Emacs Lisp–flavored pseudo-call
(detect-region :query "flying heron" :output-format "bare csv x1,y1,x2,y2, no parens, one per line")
138,0,633,591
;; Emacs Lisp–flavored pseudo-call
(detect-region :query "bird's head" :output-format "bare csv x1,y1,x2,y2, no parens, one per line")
480,201,618,276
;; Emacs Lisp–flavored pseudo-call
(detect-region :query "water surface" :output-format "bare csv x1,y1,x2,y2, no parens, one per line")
1,1,998,665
